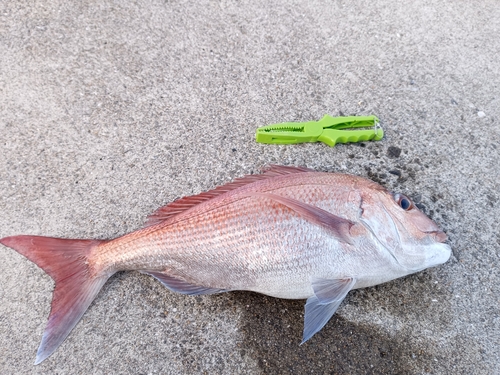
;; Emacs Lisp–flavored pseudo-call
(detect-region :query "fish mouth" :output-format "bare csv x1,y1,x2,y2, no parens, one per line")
428,230,447,243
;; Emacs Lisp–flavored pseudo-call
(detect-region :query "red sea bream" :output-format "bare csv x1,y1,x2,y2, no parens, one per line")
0,165,451,364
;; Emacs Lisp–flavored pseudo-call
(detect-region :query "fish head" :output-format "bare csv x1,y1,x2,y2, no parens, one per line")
358,186,451,272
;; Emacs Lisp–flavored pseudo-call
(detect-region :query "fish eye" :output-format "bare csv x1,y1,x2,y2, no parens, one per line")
393,193,413,211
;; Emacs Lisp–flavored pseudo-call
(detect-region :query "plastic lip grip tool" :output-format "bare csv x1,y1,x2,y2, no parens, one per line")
256,115,383,147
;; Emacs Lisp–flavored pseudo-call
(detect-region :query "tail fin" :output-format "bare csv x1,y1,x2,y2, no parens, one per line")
0,235,110,365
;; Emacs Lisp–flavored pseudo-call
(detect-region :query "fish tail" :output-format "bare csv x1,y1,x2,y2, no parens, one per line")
0,235,110,365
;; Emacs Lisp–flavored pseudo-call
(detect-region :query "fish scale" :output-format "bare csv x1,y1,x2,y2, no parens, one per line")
0,165,451,364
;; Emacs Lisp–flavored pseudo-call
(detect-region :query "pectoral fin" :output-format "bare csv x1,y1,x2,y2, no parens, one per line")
302,277,356,344
252,193,354,244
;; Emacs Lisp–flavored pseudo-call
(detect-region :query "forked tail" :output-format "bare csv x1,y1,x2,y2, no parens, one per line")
0,235,110,365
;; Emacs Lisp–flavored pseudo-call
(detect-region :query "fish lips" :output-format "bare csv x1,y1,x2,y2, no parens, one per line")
427,230,448,243
426,241,452,267
430,230,452,265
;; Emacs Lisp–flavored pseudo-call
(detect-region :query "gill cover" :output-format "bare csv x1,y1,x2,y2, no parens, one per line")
360,190,450,271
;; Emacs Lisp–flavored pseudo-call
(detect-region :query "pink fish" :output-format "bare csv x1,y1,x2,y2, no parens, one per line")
0,165,451,364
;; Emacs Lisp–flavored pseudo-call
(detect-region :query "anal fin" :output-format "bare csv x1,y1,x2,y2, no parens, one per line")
144,271,228,295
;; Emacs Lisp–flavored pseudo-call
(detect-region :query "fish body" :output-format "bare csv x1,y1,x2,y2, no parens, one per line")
0,166,451,364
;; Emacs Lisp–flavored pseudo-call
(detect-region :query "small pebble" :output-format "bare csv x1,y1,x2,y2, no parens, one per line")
477,111,486,117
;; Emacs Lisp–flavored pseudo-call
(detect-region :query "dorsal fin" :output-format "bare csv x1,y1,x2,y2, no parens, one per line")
144,165,313,227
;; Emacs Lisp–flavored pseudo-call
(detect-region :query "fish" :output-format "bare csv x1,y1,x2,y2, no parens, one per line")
0,165,451,364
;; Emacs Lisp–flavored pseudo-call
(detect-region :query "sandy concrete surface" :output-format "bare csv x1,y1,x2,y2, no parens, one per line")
0,0,499,374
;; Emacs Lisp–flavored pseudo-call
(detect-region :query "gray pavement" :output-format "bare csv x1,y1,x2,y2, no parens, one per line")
0,0,499,374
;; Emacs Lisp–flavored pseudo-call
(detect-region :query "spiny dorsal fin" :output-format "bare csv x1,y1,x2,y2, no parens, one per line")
144,165,313,227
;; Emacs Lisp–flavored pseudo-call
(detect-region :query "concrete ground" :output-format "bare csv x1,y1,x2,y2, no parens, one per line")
0,0,499,374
